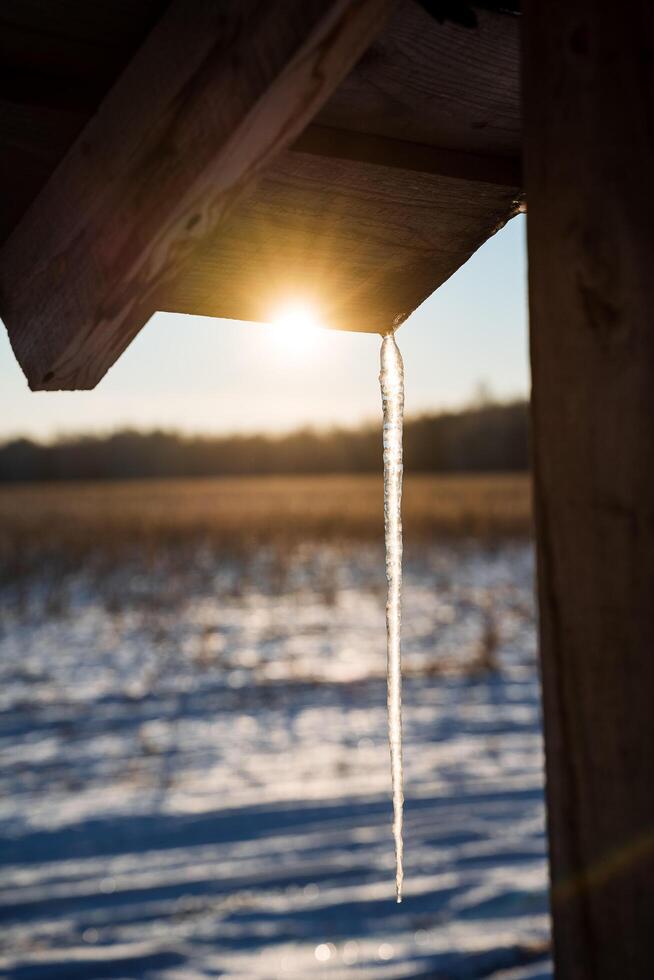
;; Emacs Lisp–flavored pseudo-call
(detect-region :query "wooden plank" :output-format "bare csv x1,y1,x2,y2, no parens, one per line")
0,0,393,390
293,124,522,186
162,2,522,335
524,0,654,976
315,0,520,156
0,0,520,276
163,149,521,333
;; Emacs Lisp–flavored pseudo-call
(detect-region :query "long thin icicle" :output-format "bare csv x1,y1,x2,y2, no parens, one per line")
379,330,405,903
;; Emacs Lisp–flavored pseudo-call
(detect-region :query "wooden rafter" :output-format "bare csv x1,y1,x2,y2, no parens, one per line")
293,125,522,187
0,0,393,390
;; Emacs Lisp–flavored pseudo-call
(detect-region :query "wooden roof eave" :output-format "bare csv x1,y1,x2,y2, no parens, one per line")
0,0,521,391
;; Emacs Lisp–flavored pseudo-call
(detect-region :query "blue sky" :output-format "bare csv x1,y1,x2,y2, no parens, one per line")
0,216,528,441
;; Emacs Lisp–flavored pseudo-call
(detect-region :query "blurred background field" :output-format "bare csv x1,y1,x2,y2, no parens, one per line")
0,470,550,980
0,472,531,577
0,185,547,979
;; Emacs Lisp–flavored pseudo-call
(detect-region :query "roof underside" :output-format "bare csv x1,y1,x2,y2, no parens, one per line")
0,0,521,389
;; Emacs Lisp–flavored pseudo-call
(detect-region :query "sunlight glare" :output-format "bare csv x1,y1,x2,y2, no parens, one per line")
269,301,323,361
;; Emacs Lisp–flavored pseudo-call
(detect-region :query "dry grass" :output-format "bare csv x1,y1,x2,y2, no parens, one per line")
0,473,532,585
0,472,532,538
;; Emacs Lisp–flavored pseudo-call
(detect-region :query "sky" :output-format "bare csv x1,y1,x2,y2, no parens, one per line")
0,216,528,442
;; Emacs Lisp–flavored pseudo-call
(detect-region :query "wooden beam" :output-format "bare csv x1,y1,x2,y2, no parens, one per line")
292,124,522,187
0,0,521,253
162,148,522,333
524,0,654,975
315,0,520,157
0,0,393,391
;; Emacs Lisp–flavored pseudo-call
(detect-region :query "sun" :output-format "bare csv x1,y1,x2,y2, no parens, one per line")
269,300,323,360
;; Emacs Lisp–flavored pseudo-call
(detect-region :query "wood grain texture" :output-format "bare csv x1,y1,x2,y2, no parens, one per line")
293,124,522,186
164,148,521,332
315,0,520,156
0,0,394,390
164,0,521,336
524,0,654,976
0,0,520,250
0,0,521,390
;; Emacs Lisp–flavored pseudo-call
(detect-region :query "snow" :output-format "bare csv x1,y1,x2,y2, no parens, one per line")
0,541,551,978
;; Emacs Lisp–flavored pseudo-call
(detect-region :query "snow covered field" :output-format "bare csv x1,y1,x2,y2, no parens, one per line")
0,540,550,979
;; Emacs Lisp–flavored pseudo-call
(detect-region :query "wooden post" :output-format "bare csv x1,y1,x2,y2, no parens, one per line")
523,0,654,976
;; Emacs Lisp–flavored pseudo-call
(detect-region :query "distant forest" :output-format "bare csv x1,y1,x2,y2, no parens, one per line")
0,400,529,482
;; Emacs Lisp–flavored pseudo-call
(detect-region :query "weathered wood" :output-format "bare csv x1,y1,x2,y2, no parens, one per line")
0,0,522,390
164,148,520,332
293,125,522,187
316,0,520,156
0,0,393,390
0,0,520,251
160,0,522,336
524,0,654,976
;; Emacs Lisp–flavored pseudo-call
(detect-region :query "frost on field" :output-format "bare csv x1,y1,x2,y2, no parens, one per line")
0,521,550,978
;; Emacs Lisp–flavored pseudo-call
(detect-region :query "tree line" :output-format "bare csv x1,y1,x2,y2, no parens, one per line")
0,400,528,481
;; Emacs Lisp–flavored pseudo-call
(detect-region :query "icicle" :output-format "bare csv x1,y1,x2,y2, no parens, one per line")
379,330,405,903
